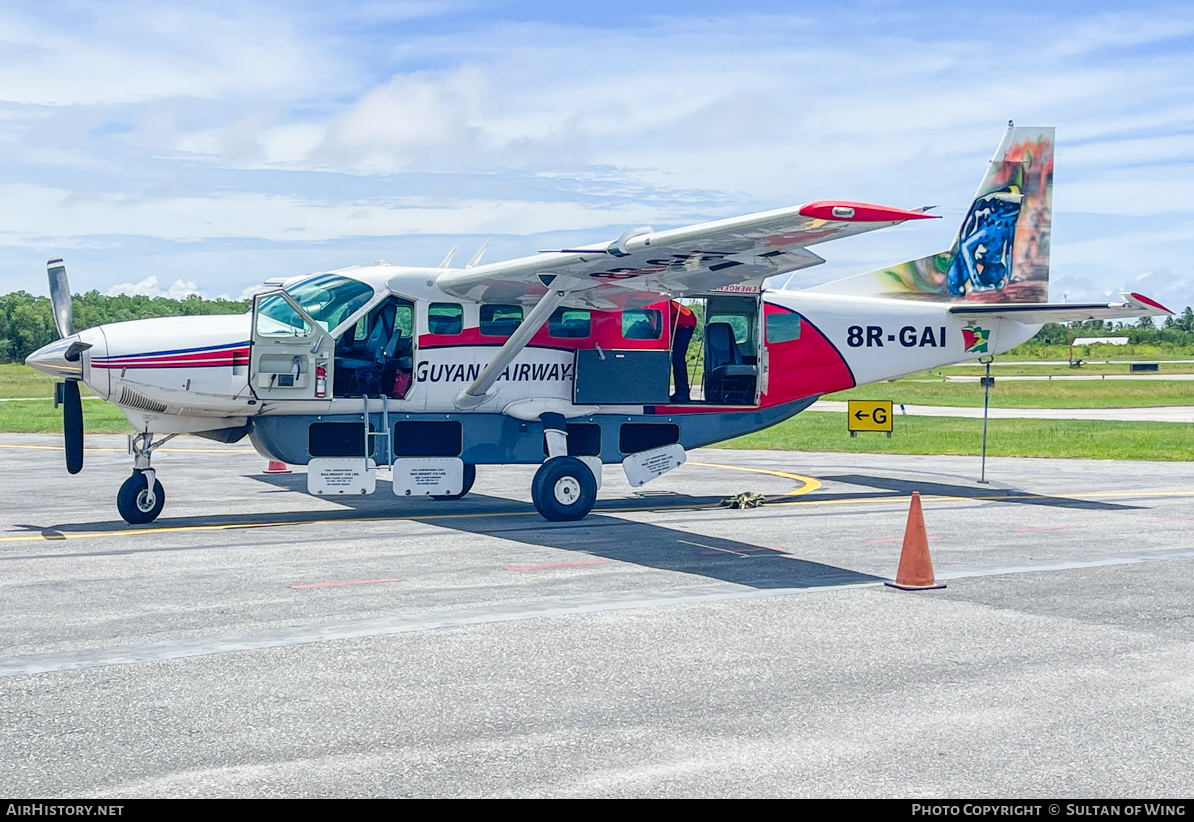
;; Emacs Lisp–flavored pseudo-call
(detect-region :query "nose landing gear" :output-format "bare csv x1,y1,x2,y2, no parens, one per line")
117,432,177,525
117,470,165,524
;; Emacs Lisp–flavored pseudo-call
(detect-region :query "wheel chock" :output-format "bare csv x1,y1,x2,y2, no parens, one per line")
885,491,945,591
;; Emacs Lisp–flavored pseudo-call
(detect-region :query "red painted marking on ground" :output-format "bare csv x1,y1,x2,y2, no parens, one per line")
864,535,942,543
505,560,607,572
289,578,403,590
1012,525,1085,532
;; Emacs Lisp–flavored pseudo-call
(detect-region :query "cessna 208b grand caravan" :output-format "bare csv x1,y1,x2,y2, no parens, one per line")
27,124,1171,524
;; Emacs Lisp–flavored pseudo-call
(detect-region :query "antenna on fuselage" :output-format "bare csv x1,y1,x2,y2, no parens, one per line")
466,239,491,269
437,244,459,268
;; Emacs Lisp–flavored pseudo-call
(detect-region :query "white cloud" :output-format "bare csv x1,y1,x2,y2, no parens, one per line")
0,3,346,107
106,275,201,299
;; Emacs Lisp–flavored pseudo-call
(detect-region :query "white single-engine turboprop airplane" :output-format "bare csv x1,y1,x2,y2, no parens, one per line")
27,124,1171,524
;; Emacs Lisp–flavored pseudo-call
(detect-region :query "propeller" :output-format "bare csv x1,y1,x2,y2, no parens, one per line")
45,257,86,474
59,379,84,474
47,257,75,337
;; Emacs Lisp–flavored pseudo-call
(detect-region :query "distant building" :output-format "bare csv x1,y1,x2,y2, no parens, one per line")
1073,337,1129,346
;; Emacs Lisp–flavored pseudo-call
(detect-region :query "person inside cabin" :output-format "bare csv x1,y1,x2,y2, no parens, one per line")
669,301,697,403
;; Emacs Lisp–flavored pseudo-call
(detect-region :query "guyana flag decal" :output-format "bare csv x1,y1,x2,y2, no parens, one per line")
963,326,990,354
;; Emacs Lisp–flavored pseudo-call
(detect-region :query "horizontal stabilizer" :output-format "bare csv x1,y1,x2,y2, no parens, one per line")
947,292,1171,324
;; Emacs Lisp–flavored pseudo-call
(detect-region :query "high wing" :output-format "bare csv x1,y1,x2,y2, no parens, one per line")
948,293,1172,324
434,201,937,307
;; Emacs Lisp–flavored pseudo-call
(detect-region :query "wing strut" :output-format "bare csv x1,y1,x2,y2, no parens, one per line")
453,286,572,409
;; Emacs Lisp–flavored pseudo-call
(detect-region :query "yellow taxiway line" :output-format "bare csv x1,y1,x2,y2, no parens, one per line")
687,460,822,497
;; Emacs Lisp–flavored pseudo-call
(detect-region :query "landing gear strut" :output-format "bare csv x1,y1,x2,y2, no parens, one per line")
117,433,177,524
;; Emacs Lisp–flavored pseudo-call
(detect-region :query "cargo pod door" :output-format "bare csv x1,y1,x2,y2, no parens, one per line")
573,307,671,405
250,290,335,401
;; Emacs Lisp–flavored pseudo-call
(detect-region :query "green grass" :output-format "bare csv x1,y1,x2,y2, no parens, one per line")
1,363,68,399
829,379,1194,408
1007,344,1194,361
717,412,1194,461
0,398,133,433
938,362,1194,376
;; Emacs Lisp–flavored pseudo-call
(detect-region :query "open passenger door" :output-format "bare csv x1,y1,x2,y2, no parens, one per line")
250,290,335,401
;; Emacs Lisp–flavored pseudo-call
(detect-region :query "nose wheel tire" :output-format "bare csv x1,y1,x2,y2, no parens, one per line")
531,457,597,521
117,471,165,525
431,463,476,500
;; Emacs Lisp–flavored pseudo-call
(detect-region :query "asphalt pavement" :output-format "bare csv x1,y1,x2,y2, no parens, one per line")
2,435,1192,798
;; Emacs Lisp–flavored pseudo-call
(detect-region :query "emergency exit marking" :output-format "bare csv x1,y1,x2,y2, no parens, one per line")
847,400,894,436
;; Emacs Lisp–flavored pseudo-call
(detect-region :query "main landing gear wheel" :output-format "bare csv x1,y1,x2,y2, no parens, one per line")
432,463,476,500
117,470,165,525
531,457,597,522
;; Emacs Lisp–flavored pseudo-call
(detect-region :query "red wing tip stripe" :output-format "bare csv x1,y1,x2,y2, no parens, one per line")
289,578,403,589
1128,292,1173,313
799,201,939,222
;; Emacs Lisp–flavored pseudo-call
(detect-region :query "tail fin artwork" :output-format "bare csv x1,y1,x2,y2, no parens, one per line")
808,123,1054,304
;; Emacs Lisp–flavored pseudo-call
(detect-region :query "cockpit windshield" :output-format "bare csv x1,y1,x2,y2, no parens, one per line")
284,274,375,332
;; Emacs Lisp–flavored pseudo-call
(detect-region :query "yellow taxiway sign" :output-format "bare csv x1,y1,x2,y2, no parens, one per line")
847,400,894,436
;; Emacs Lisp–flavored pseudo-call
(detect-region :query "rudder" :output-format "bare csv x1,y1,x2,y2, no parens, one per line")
807,123,1054,304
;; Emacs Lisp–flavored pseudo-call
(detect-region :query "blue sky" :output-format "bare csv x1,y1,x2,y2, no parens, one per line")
1,0,1192,310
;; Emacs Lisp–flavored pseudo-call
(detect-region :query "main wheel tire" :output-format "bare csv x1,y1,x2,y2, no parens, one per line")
432,463,476,500
531,457,597,522
117,471,165,525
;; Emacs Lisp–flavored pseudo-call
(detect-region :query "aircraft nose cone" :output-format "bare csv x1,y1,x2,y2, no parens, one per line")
25,328,104,380
26,336,84,379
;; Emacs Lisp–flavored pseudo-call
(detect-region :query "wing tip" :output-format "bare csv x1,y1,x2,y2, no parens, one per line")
1127,292,1173,314
798,201,940,223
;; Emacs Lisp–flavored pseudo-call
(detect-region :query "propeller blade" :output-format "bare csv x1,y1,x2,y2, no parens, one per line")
62,380,84,475
47,257,76,338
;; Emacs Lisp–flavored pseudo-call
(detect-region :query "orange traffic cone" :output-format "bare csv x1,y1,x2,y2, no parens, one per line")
263,460,291,474
885,491,945,590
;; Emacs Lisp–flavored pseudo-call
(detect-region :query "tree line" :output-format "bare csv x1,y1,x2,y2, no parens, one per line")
0,291,250,363
1029,308,1194,347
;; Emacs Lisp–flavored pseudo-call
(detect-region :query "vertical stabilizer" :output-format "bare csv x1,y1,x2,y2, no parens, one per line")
807,124,1054,303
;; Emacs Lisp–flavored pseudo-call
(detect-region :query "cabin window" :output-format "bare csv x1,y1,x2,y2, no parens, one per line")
428,303,463,335
708,312,752,347
766,310,802,344
622,309,662,340
706,296,757,356
480,304,523,337
549,308,591,338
